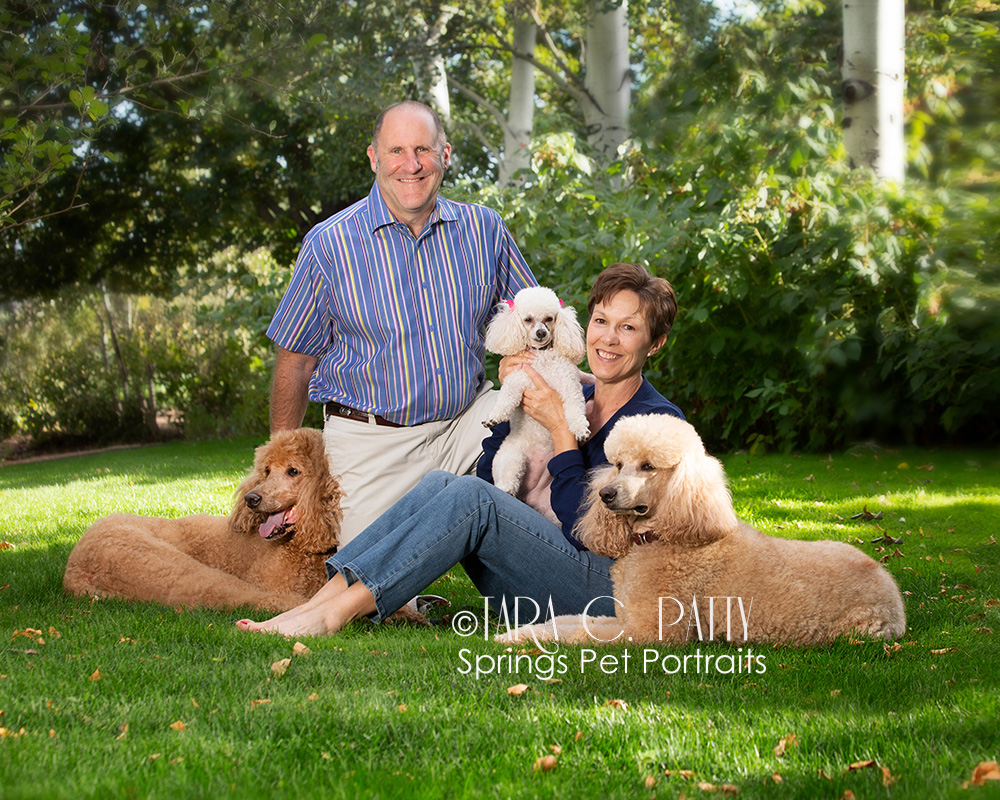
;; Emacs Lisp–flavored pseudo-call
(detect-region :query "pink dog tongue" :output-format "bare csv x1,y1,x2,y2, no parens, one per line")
259,510,288,539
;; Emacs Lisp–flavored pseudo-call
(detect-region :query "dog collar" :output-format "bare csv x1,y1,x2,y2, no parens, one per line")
630,531,658,546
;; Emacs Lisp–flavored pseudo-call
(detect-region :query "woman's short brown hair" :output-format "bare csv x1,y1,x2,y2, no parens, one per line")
588,262,678,342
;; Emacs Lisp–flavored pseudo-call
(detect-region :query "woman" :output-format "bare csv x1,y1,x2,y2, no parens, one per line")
238,263,684,636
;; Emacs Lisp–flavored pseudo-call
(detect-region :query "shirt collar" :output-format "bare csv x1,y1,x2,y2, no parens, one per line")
365,182,459,235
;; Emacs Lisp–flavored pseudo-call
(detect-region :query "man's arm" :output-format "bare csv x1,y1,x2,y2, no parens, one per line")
270,346,319,433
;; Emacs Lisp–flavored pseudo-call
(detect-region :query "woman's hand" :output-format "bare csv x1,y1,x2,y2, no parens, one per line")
498,352,535,384
521,366,579,455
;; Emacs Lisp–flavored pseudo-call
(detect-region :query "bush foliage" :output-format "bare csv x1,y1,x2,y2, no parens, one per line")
0,1,996,452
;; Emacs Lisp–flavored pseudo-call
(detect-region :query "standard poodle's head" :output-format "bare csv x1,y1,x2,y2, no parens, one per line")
228,428,342,554
484,286,586,363
575,414,738,557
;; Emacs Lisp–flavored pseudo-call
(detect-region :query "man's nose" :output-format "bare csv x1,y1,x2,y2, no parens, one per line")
403,150,421,172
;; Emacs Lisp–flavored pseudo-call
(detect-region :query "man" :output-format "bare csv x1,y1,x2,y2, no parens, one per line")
267,101,537,544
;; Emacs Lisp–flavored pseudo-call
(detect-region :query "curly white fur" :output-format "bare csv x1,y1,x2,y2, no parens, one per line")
484,286,589,522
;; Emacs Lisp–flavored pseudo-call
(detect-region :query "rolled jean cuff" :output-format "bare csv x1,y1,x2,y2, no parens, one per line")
325,556,388,623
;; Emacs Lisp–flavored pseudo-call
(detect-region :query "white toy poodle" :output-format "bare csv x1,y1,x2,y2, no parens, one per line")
483,286,590,522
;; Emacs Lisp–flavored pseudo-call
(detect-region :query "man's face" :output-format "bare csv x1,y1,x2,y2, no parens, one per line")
367,106,451,233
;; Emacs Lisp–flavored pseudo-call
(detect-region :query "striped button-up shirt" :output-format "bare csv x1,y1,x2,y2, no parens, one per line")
266,184,537,425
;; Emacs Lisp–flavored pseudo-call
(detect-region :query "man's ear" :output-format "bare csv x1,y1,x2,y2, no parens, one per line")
367,145,378,173
442,142,452,170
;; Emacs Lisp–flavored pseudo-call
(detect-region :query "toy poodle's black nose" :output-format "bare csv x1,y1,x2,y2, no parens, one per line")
244,491,262,509
534,328,549,340
599,486,617,505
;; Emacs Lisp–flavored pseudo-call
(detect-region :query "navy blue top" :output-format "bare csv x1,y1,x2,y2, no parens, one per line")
477,377,685,549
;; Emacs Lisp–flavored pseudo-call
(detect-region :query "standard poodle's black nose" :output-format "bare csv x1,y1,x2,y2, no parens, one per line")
244,491,262,509
599,486,617,505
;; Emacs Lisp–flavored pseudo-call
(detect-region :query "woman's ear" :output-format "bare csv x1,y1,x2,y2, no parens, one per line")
646,334,667,358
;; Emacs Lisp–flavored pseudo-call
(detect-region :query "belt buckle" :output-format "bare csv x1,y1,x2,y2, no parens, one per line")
337,405,353,419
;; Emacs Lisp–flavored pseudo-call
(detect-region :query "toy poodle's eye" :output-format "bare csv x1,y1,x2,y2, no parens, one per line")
287,467,300,477
523,316,533,323
615,461,623,470
641,462,657,472
543,316,554,323
264,466,271,476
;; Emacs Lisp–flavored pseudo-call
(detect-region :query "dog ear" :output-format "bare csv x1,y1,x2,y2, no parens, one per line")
484,301,527,356
657,450,738,545
573,466,635,558
293,440,343,554
228,443,268,535
553,304,586,364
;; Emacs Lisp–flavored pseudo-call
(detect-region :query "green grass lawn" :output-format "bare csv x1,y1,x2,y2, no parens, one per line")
1,438,998,799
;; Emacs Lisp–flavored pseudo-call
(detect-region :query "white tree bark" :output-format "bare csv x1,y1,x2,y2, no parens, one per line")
411,7,456,128
841,0,906,183
498,9,537,186
582,0,630,164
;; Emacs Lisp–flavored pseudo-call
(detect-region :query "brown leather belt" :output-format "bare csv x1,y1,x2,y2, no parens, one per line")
324,401,403,428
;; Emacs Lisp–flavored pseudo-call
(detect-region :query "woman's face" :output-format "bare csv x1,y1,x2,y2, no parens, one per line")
586,290,665,386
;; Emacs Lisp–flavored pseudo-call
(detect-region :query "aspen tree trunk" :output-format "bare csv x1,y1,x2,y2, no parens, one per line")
841,0,906,182
412,8,456,128
498,7,538,186
582,0,630,165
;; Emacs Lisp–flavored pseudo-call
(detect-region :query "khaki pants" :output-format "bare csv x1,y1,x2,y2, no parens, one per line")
323,383,498,547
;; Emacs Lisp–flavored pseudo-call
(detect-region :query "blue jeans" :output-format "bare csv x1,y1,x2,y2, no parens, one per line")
326,471,616,623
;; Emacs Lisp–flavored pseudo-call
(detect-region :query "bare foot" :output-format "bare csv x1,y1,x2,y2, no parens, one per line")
235,577,376,637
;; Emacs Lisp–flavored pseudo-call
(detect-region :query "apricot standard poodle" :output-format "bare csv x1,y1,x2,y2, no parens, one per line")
64,428,342,612
497,414,906,646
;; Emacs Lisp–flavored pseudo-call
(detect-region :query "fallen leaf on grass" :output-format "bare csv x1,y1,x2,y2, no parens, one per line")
930,648,958,655
533,755,557,772
250,699,271,709
292,642,311,657
116,725,128,740
88,669,101,682
271,658,291,677
774,733,797,758
665,769,696,778
0,541,15,550
697,781,739,794
771,772,783,783
644,775,657,788
549,744,562,755
605,698,629,710
852,506,883,521
169,720,185,731
397,704,408,713
881,766,897,787
977,627,994,635
963,761,1000,788
841,792,856,800
507,683,530,696
847,760,877,771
